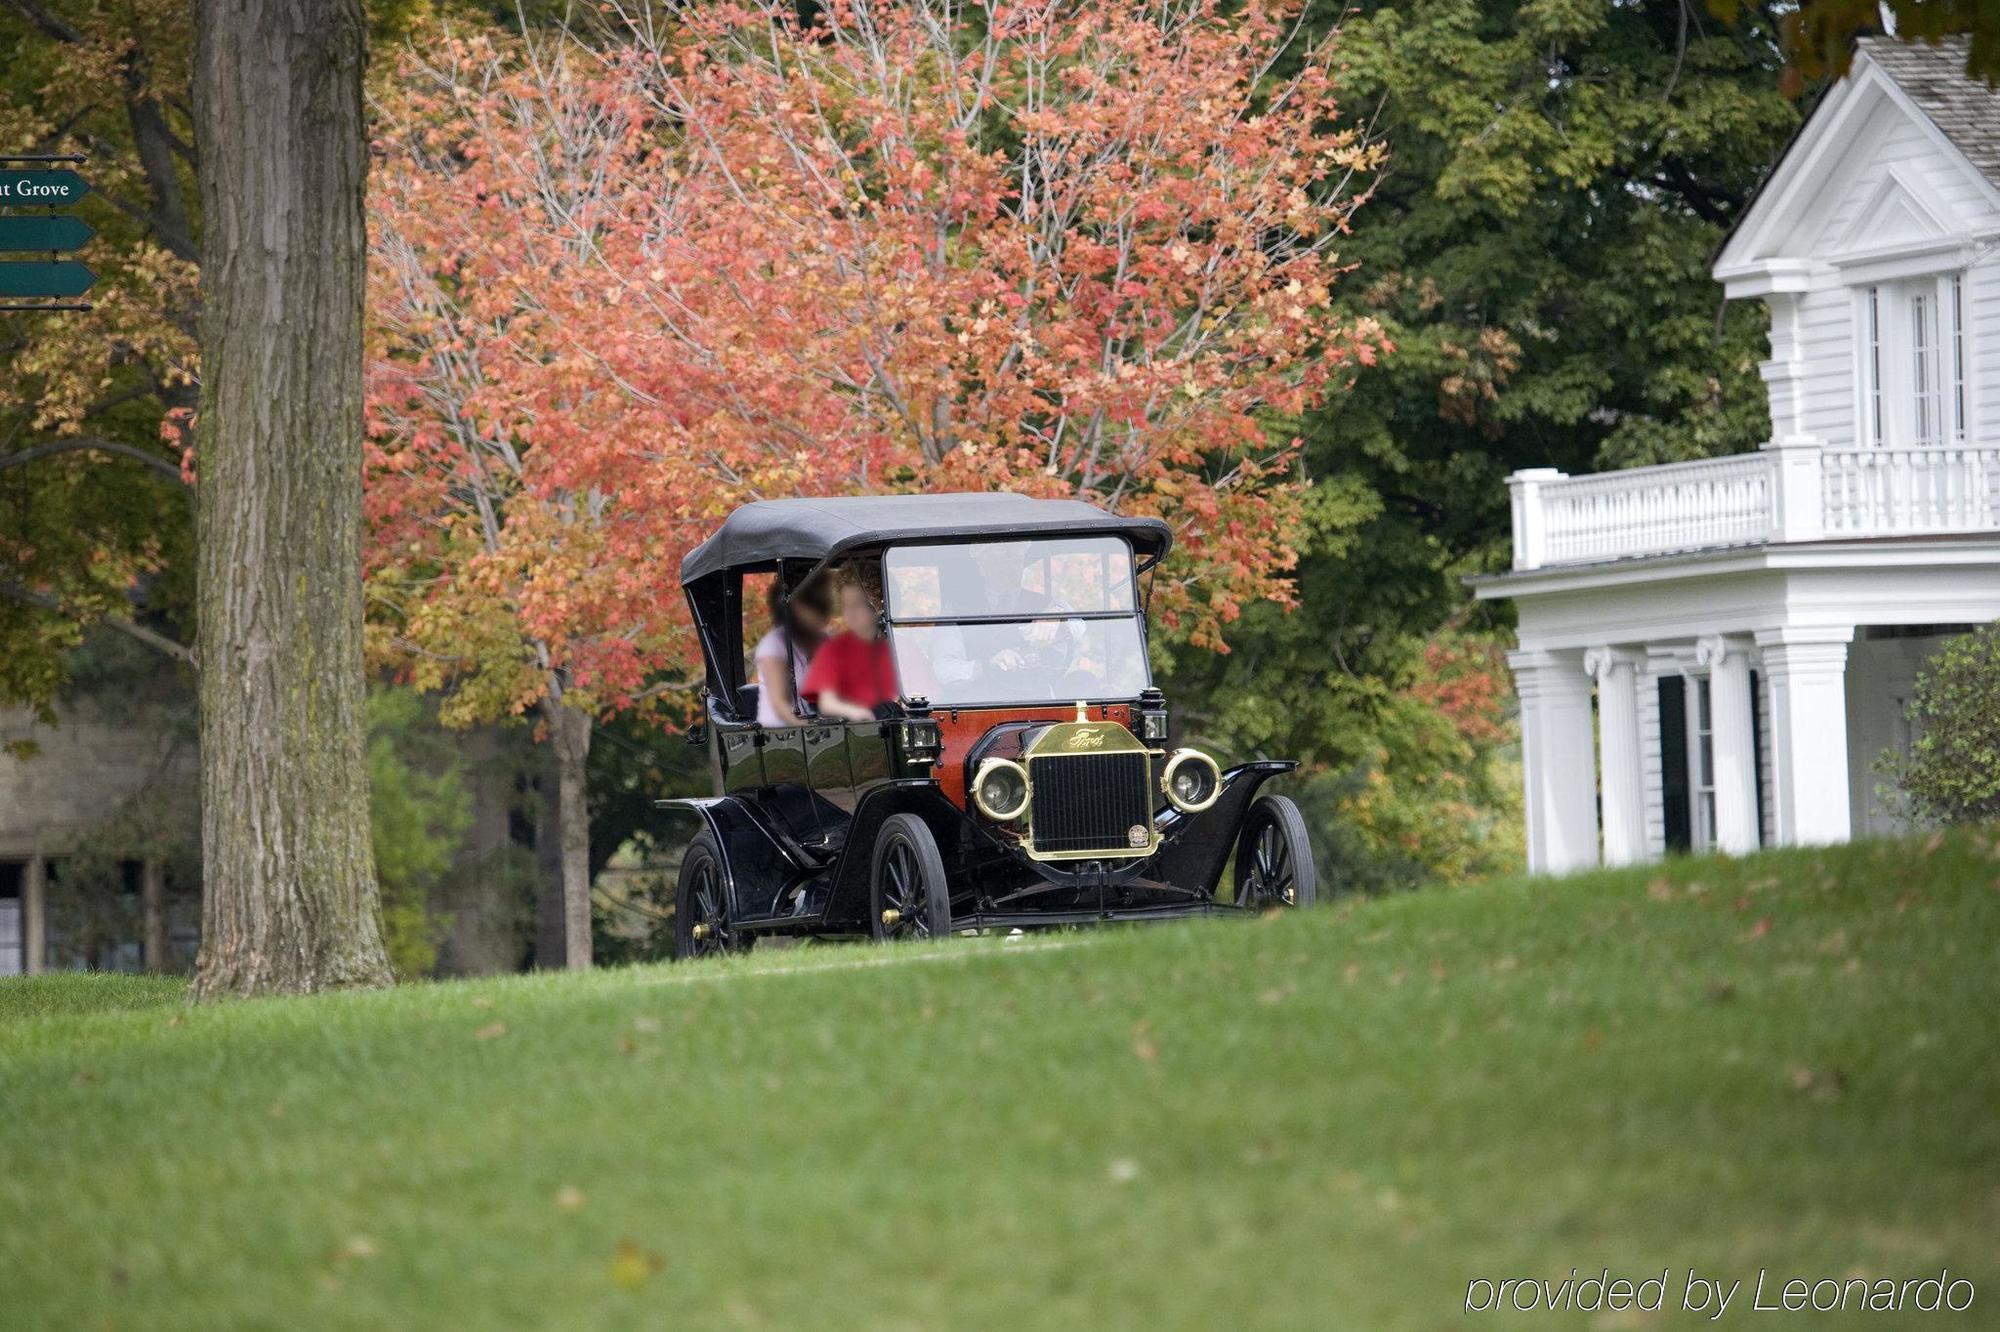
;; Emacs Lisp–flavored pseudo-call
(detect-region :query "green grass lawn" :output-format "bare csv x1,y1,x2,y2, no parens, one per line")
4,832,1997,1329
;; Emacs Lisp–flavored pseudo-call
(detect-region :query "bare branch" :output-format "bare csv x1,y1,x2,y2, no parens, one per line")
0,436,186,483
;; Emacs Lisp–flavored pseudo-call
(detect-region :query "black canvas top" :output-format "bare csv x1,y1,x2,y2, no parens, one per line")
680,492,1173,585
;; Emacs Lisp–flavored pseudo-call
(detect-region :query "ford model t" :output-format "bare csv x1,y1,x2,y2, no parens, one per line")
665,493,1317,956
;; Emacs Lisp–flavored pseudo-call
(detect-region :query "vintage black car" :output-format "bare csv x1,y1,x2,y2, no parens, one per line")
664,493,1317,957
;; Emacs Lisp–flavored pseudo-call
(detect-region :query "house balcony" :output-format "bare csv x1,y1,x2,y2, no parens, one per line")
1508,438,2000,570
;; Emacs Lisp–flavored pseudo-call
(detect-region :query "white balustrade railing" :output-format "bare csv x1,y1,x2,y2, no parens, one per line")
1509,440,2000,570
1822,445,2000,534
1510,454,1775,569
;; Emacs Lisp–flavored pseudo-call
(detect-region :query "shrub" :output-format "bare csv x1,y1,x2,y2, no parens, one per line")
1893,622,2000,825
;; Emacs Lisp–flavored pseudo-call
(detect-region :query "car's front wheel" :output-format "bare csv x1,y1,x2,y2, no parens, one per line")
675,831,754,960
870,813,950,942
1233,794,1318,910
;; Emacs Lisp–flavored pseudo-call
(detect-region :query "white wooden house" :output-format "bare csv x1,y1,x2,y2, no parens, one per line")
1474,38,2000,873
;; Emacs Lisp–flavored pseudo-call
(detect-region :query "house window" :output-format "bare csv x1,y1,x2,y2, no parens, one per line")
0,862,22,977
1863,274,1968,447
1688,678,1716,851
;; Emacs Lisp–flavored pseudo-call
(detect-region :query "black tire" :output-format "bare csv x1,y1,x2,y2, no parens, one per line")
870,813,950,942
1233,794,1318,910
674,831,754,961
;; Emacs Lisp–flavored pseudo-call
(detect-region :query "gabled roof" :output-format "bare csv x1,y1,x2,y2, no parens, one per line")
1860,37,2000,187
1713,36,2000,290
679,492,1174,585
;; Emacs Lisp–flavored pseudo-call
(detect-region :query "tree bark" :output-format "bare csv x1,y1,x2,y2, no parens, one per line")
188,0,392,998
536,695,594,969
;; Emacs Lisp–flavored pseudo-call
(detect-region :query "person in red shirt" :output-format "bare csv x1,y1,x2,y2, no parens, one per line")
801,562,898,720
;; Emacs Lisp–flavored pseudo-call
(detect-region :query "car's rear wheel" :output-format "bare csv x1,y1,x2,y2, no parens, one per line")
675,831,753,960
870,813,950,942
1233,795,1318,910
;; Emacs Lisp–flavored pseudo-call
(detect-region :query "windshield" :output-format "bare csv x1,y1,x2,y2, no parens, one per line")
882,537,1150,706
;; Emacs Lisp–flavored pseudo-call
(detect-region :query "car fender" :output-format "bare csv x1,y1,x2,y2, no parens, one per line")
1149,760,1298,897
822,781,972,926
656,795,812,920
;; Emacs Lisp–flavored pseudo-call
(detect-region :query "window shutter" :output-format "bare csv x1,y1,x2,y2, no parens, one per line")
1658,675,1691,853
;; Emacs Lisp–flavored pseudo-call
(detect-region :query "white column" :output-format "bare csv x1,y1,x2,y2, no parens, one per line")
1697,634,1760,854
1755,626,1853,845
1586,647,1647,866
1508,648,1598,874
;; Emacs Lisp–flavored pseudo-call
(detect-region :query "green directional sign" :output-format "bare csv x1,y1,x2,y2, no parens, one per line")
0,169,89,205
0,215,93,252
0,261,96,298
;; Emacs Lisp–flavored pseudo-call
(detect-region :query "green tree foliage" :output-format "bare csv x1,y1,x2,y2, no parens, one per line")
366,687,471,978
1890,624,2000,826
1752,0,2000,90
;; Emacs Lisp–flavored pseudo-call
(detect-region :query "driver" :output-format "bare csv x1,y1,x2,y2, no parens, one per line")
922,543,1083,686
981,543,1084,674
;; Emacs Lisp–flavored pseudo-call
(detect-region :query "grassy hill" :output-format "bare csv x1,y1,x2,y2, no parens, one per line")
3,831,1997,1329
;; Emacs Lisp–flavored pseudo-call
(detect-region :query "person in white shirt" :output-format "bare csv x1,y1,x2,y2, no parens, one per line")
753,576,830,727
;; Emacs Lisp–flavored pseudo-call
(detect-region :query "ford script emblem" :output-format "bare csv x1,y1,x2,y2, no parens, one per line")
1066,728,1107,750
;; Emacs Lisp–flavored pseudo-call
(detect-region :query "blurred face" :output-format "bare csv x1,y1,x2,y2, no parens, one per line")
842,583,880,642
792,598,828,638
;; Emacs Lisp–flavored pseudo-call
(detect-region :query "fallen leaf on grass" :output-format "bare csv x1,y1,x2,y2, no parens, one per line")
1816,929,1848,956
555,1185,585,1211
1258,983,1296,1006
1921,831,1946,856
1741,917,1771,942
1581,1026,1603,1053
166,1013,185,1029
1646,877,1674,902
474,1021,508,1041
470,995,494,1010
1132,1021,1158,1064
631,1015,661,1034
610,1239,664,1290
327,1235,378,1266
1106,1158,1142,1184
1342,962,1362,985
76,1069,98,1085
1703,979,1736,1003
1790,1066,1848,1101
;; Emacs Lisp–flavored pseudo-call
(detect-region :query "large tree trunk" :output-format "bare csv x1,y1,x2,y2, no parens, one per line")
536,695,594,969
189,0,391,998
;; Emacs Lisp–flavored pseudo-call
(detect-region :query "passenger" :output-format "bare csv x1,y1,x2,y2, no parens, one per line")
753,577,830,727
801,562,898,721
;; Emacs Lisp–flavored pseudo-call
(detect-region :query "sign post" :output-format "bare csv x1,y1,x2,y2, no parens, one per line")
0,216,94,252
0,262,96,298
0,156,95,310
0,169,89,206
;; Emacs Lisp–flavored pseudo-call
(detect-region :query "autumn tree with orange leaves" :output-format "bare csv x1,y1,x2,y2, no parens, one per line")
364,1,1385,966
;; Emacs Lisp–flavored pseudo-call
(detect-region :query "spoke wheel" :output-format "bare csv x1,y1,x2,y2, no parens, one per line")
675,832,753,961
870,813,950,942
1232,794,1319,910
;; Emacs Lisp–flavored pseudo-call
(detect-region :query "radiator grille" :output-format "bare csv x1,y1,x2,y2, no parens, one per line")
1028,751,1153,856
